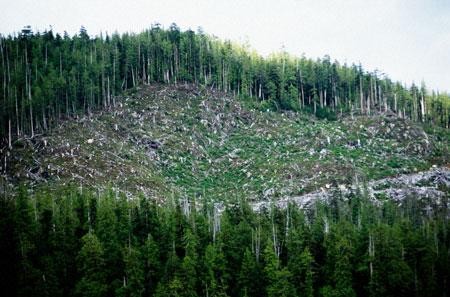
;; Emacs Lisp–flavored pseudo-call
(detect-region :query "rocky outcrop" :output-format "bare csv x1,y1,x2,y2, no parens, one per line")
251,167,450,211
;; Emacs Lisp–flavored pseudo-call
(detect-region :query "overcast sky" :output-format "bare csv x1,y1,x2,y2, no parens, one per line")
1,0,449,92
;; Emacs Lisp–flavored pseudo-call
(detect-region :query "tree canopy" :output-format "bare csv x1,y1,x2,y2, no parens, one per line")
1,185,449,297
1,25,449,148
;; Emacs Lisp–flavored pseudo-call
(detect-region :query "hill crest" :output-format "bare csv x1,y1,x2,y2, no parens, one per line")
2,83,448,201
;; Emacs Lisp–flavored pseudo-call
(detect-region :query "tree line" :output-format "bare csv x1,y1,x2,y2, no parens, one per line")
1,24,449,148
0,185,449,297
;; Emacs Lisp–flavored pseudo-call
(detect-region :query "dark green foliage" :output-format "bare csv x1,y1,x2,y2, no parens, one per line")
203,243,229,297
264,241,297,297
117,246,145,297
288,246,314,297
76,232,107,297
0,25,448,148
1,186,449,297
95,193,123,295
142,234,161,296
0,194,19,297
238,248,263,297
315,107,337,121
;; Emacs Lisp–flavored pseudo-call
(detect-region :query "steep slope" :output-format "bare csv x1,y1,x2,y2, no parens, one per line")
1,84,448,202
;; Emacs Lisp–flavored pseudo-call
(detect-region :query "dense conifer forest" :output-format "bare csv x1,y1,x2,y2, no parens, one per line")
1,24,449,148
1,24,449,297
1,185,449,297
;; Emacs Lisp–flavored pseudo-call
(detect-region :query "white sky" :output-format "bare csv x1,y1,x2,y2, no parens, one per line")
1,0,449,92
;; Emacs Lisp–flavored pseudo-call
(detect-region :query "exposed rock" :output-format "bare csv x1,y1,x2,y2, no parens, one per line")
251,167,450,211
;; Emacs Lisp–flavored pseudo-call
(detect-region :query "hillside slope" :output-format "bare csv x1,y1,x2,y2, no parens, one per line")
1,84,448,202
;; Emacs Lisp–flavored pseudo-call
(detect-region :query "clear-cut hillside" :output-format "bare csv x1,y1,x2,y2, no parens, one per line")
1,84,448,202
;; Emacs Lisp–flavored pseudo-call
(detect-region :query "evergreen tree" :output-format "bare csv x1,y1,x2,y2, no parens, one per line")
1,24,449,148
116,246,144,297
323,222,356,297
0,194,18,297
238,248,264,297
75,232,107,297
142,233,161,296
95,193,122,294
292,248,314,297
3,185,450,297
203,243,229,297
264,240,297,297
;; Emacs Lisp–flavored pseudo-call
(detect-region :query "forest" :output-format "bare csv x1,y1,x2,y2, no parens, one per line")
0,24,449,149
0,185,449,297
1,24,449,297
